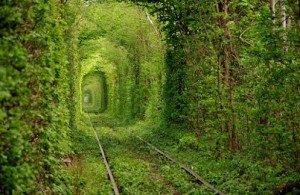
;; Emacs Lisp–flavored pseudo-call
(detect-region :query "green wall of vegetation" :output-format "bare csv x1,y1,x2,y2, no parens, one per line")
134,0,300,168
0,0,74,193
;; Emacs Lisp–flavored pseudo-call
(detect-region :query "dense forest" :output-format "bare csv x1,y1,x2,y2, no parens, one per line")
0,0,299,194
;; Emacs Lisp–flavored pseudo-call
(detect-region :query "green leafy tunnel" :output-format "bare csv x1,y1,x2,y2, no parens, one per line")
1,0,299,194
74,3,164,124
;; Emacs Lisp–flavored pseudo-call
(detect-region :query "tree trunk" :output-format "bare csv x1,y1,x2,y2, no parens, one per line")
280,0,287,30
270,0,276,24
280,0,288,51
229,71,236,151
216,0,236,151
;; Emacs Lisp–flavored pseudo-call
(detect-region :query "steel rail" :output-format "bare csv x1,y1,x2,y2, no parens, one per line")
132,133,225,195
88,115,120,195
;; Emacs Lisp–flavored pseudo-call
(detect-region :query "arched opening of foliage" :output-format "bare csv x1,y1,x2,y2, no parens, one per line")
81,71,107,113
83,89,92,105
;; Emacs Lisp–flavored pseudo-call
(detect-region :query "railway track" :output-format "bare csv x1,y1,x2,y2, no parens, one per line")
88,115,119,195
88,115,225,195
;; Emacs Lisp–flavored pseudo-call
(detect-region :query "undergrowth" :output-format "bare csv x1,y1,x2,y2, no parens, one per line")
129,120,300,194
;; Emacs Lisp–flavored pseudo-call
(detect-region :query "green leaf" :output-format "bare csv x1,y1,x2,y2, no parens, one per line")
0,109,6,121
